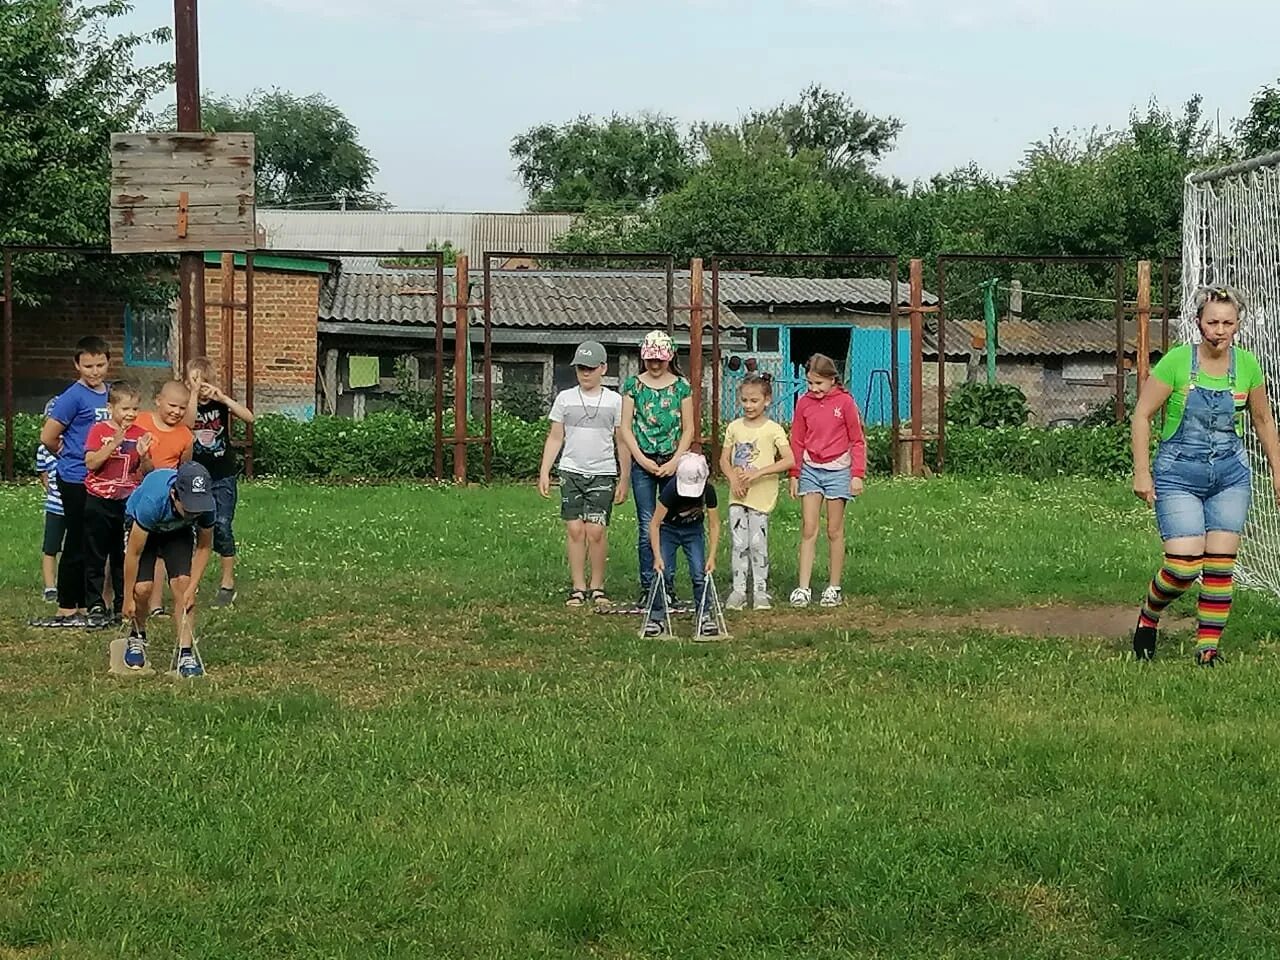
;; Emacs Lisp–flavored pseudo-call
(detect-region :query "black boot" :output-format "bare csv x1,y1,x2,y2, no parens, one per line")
1133,622,1157,661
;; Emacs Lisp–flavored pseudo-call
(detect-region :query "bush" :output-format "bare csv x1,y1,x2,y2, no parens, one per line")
946,382,1030,428
0,410,1133,483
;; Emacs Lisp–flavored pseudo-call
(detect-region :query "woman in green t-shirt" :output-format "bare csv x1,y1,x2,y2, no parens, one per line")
1130,286,1280,666
621,330,695,606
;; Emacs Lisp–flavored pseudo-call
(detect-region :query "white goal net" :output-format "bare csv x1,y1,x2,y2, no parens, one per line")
1183,151,1280,595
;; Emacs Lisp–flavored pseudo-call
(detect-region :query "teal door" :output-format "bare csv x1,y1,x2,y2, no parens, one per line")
846,328,909,426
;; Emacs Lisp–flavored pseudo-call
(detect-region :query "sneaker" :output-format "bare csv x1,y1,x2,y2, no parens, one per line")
753,592,773,611
1195,646,1221,668
697,617,720,639
176,649,204,678
820,586,843,608
42,588,57,603
150,606,168,619
124,632,147,670
1133,623,1157,662
789,587,812,608
643,619,665,638
86,606,109,630
724,590,748,611
211,587,237,608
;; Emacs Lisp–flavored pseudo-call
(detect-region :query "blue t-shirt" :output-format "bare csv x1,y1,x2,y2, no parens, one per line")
49,381,110,484
125,469,215,533
35,445,63,515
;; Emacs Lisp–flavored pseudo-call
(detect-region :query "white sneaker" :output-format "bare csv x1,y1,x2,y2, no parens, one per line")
789,587,811,608
724,590,748,611
753,592,773,611
820,585,843,607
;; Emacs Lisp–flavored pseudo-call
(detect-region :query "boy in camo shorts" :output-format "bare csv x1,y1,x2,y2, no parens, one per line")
538,341,631,608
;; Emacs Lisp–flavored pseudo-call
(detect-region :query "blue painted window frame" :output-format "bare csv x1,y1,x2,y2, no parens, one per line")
123,304,173,367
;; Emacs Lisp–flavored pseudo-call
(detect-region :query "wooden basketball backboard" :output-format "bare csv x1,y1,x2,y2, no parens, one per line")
110,132,256,253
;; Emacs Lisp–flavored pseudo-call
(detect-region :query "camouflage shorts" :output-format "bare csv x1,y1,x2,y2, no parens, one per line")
559,472,617,526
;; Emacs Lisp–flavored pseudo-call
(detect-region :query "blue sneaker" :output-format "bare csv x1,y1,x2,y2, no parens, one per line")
124,632,147,670
177,649,204,678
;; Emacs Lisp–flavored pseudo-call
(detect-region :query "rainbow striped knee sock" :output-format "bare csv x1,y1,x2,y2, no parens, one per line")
1138,554,1203,629
1196,553,1237,651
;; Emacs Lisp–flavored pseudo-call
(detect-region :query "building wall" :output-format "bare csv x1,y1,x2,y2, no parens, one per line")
11,295,176,414
201,266,322,419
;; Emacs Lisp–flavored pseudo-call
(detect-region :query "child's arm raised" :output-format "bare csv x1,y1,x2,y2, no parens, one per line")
209,385,255,425
537,420,565,498
183,376,201,429
84,423,123,472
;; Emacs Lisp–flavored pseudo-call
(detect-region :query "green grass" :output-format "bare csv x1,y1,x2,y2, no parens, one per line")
4,476,1280,958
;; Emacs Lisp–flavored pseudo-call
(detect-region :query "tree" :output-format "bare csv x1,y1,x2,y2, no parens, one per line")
698,84,903,191
511,113,694,213
0,0,174,302
190,89,383,209
1236,80,1280,157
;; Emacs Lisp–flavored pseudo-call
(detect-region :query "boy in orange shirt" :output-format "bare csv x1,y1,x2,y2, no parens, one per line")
136,380,194,615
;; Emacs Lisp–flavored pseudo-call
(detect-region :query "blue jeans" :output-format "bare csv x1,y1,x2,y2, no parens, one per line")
652,522,706,618
631,460,671,591
211,475,238,558
1154,447,1251,539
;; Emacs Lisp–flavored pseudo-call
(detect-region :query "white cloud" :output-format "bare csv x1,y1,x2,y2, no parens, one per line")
259,0,593,30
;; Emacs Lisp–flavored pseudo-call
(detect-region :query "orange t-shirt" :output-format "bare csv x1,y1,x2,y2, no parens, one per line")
136,412,193,468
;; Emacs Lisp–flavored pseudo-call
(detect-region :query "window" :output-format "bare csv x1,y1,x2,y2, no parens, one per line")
755,327,781,353
124,304,174,367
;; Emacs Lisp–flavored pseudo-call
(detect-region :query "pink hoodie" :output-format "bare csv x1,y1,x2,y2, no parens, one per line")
788,386,867,479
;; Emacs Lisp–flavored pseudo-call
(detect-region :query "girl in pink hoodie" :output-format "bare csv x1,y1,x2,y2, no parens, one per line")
787,353,866,608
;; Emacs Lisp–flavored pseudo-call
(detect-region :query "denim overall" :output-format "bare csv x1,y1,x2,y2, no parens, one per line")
1153,347,1252,541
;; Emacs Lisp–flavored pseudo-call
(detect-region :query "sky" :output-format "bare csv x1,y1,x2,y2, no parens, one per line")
122,0,1280,211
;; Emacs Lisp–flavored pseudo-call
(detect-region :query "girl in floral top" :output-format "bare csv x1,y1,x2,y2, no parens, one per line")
621,330,695,605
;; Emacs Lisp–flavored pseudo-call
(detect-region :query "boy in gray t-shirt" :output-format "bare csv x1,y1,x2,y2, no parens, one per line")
538,341,631,608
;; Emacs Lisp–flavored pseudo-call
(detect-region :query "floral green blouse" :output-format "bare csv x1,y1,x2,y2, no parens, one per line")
623,375,692,455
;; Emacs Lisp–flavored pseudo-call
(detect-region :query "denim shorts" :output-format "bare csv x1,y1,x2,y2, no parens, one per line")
797,462,853,500
1153,447,1252,539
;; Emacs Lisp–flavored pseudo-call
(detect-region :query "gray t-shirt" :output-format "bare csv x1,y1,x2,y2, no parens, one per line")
549,386,623,476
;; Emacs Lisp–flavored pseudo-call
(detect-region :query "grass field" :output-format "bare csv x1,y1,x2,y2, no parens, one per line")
4,476,1280,959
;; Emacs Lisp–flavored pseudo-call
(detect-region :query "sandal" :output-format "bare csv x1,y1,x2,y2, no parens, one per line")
588,588,612,609
565,589,587,608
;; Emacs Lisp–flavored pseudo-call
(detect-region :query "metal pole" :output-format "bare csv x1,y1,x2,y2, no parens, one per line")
936,259,947,474
1114,261,1126,423
434,257,445,481
889,262,900,476
665,259,675,336
688,258,704,455
1136,260,1151,389
482,255,492,482
710,257,721,473
220,252,235,390
244,252,255,478
3,250,12,481
174,0,206,359
909,258,924,476
453,254,469,484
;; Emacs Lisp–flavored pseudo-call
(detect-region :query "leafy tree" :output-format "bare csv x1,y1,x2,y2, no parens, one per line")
1236,80,1280,157
511,113,694,212
0,0,174,303
188,89,383,209
698,84,903,191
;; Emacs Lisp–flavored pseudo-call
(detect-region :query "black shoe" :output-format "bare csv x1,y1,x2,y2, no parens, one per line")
1133,623,1157,661
86,607,110,630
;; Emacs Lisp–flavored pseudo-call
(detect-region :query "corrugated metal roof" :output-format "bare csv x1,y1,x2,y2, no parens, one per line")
256,210,575,255
717,275,936,307
321,261,744,330
926,318,1176,358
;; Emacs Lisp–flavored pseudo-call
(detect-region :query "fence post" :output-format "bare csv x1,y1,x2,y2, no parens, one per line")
220,252,235,391
2,249,12,482
1136,260,1151,389
1113,260,1126,424
453,254,469,484
909,258,924,476
688,257,704,455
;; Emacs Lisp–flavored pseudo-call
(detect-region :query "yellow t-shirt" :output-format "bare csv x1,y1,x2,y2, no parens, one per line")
723,417,789,513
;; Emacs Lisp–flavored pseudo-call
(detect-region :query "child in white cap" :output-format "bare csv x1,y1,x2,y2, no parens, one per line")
646,451,721,637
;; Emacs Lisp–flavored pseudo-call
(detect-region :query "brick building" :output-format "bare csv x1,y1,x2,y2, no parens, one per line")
9,253,330,419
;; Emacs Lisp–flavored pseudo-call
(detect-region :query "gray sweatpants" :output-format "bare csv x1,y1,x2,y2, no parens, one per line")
729,505,770,595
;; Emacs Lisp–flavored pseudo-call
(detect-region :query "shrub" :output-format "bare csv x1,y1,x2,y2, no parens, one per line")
0,411,1134,483
946,382,1030,428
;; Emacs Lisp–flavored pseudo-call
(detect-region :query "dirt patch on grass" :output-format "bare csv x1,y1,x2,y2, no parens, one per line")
736,603,1193,641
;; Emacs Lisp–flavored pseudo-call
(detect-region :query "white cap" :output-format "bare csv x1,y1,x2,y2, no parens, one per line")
675,452,709,497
